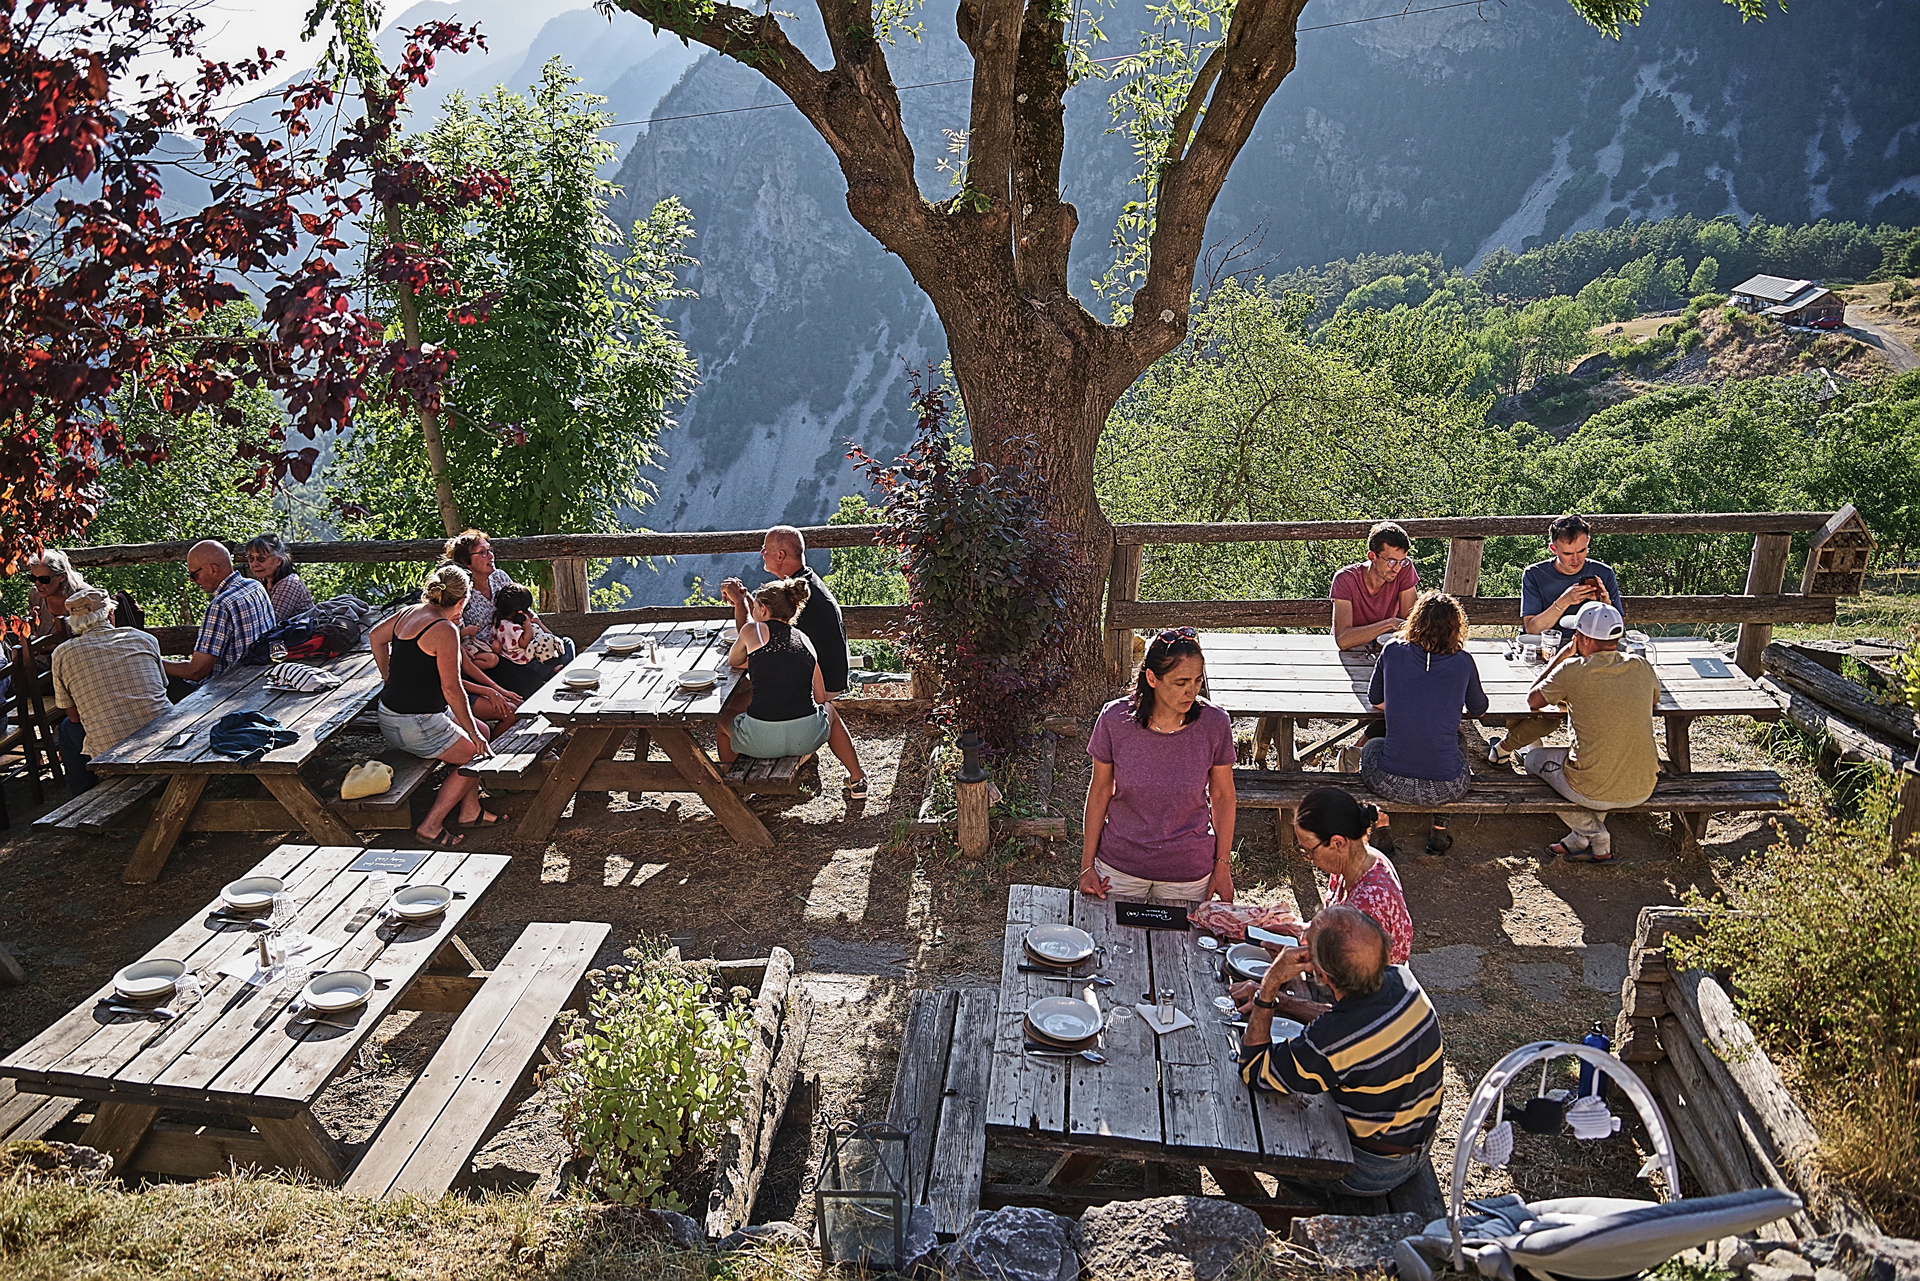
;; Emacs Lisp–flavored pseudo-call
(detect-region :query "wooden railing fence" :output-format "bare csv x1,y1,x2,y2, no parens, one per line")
62,509,1867,678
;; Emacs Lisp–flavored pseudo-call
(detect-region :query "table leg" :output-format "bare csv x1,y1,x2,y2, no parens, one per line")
515,726,617,841
1041,1152,1106,1188
83,1102,160,1173
252,1111,345,1183
121,774,211,884
655,728,774,849
1209,1165,1267,1199
1665,716,1704,856
259,773,361,847
1274,716,1296,771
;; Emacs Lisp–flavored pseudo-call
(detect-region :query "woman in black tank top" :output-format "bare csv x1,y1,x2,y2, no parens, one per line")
717,577,866,803
370,564,497,846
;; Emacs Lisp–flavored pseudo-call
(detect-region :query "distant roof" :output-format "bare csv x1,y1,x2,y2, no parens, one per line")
1733,274,1815,304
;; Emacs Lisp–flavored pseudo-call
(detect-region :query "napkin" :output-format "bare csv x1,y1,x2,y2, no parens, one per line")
1134,1003,1194,1035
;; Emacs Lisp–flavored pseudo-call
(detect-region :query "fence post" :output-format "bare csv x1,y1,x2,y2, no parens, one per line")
1104,540,1143,679
1734,533,1792,677
549,557,591,613
1894,762,1920,855
1442,536,1485,598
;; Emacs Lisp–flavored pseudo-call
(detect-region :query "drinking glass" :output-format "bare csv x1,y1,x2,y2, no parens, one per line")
269,640,288,664
1541,629,1562,656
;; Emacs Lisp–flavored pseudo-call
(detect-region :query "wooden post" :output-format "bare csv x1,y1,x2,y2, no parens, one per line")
1442,536,1485,598
1104,541,1143,678
1894,762,1920,854
549,557,591,614
1734,533,1792,677
957,779,991,859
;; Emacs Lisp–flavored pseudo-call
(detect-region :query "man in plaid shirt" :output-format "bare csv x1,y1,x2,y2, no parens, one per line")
162,541,276,701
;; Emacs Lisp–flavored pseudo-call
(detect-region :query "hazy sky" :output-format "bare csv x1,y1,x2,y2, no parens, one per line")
187,0,330,67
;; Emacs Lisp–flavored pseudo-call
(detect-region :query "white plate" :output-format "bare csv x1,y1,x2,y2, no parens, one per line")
302,969,374,1012
389,884,453,921
604,635,645,655
562,666,600,688
675,669,717,689
114,958,187,1001
1226,943,1274,981
720,626,739,642
1272,1017,1306,1041
1026,996,1102,1042
220,875,283,913
1023,925,1096,965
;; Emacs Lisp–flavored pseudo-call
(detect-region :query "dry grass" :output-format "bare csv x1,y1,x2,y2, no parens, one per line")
1805,1049,1920,1237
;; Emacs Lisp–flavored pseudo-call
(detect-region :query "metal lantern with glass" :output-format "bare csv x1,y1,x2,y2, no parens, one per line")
813,1120,915,1269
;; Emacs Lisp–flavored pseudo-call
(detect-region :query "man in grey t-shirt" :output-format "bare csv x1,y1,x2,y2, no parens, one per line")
1520,514,1622,634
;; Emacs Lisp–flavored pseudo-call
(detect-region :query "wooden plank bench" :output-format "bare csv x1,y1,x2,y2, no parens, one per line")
888,988,996,1238
719,753,814,796
35,752,437,835
33,775,167,833
344,920,610,1201
459,717,566,792
1235,769,1788,815
0,1078,86,1145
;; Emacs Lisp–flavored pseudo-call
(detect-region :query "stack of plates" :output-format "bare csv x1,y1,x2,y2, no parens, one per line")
562,667,601,689
1022,925,1095,969
1023,996,1103,1051
675,669,717,691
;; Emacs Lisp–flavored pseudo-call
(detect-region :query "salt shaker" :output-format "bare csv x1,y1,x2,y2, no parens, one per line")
1157,988,1174,1024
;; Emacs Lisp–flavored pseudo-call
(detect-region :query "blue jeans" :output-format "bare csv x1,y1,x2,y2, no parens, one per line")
1327,1144,1427,1197
58,717,97,796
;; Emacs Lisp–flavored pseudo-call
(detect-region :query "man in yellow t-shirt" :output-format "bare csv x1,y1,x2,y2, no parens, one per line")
1500,602,1659,863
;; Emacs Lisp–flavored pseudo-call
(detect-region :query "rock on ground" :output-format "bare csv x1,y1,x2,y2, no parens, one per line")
1077,1196,1268,1280
944,1207,1080,1281
1289,1211,1429,1273
1804,1232,1920,1281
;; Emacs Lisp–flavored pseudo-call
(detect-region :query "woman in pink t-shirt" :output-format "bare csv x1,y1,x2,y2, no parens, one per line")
1081,627,1238,905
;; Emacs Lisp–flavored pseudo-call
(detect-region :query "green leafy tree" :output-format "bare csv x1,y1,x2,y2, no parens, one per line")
1688,254,1719,294
1810,370,1920,562
1656,256,1690,304
328,62,696,563
823,494,908,606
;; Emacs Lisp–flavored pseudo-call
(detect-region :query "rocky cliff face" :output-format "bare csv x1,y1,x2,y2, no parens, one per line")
602,0,1920,600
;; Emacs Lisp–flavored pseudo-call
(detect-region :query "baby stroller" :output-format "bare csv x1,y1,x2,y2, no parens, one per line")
1394,1040,1803,1281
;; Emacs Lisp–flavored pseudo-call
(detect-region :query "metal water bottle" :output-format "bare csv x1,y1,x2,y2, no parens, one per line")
1578,1020,1612,1098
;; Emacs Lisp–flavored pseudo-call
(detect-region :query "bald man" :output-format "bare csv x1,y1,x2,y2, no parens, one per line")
162,540,276,700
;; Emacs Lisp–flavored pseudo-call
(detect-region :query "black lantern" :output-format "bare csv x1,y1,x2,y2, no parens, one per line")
957,730,988,784
814,1119,915,1268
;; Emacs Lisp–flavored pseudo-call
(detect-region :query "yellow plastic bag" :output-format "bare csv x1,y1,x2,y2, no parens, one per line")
341,760,394,801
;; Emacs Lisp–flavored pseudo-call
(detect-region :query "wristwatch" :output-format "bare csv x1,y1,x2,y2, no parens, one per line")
1253,995,1279,1010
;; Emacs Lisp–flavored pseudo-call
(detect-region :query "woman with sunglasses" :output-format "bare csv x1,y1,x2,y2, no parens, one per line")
1081,626,1237,905
23,549,93,643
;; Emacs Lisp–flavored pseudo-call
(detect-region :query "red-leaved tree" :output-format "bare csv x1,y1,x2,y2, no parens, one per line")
0,0,504,567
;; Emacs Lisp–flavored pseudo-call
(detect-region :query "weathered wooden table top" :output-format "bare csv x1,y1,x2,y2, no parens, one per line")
1199,633,1780,720
90,650,383,777
985,884,1353,1178
0,843,509,1118
519,621,742,727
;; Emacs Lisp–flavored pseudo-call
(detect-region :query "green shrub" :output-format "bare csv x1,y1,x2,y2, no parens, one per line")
1675,778,1920,1231
546,945,754,1210
1891,278,1914,303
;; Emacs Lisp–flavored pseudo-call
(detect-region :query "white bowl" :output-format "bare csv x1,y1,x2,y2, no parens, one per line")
220,875,283,913
1272,1017,1306,1041
675,669,716,689
301,970,374,1012
389,883,453,921
1023,925,1096,966
604,635,645,656
562,666,600,688
114,958,187,1001
1226,943,1274,981
1025,996,1102,1042
720,626,739,642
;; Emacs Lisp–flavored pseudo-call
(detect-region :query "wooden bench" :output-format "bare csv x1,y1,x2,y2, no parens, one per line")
720,753,814,796
459,717,566,791
888,988,996,1238
0,1079,85,1145
1236,768,1788,815
34,752,437,835
344,920,611,1201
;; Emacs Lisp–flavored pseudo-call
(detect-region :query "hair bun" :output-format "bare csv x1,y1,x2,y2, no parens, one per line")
422,562,472,607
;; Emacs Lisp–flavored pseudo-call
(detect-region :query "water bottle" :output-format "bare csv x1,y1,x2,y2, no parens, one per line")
1578,1020,1612,1099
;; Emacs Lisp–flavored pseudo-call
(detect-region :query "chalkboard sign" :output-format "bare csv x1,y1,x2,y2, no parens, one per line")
1115,901,1190,931
1689,657,1736,680
348,848,431,876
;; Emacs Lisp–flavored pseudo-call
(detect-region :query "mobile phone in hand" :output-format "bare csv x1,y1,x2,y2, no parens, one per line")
1246,926,1298,949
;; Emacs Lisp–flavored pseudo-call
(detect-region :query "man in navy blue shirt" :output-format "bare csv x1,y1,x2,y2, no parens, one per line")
1521,514,1622,635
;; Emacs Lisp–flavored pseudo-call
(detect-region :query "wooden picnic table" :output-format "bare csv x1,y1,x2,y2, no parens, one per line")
1199,633,1781,774
0,842,509,1183
86,650,390,884
984,884,1352,1211
512,620,773,848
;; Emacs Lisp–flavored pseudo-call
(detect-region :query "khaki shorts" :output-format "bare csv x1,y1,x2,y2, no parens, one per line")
1094,858,1213,905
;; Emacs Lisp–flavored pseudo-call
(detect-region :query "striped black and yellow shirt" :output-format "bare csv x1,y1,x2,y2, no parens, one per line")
1238,964,1445,1148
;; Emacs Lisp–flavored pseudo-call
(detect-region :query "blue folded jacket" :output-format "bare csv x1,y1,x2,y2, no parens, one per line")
209,710,299,760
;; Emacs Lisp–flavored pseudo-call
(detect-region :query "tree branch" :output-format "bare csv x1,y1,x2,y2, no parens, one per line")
1163,44,1224,165
1009,0,1075,300
964,0,1026,207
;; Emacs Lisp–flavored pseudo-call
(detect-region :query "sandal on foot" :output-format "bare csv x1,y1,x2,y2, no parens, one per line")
845,777,870,802
1425,828,1454,856
456,809,504,829
1561,846,1615,864
414,826,466,849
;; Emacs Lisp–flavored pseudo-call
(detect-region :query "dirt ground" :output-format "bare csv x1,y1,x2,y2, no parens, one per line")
0,688,1827,1223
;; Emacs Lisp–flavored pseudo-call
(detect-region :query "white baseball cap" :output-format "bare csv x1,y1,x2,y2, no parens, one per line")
1572,601,1625,641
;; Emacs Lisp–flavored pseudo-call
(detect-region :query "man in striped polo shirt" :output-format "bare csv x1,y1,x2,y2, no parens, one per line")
1240,905,1445,1196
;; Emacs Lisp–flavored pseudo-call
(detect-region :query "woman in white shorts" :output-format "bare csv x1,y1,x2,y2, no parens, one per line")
370,564,495,846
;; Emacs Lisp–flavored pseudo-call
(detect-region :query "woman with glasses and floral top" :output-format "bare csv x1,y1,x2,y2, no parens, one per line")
1081,626,1238,906
23,548,93,644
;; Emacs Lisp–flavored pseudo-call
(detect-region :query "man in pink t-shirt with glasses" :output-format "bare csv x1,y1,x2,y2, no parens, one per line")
1329,521,1419,651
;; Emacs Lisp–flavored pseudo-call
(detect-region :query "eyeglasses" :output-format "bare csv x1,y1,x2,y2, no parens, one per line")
1156,626,1197,645
1375,557,1410,571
